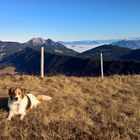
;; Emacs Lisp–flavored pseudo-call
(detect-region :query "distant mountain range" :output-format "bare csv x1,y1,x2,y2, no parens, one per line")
59,38,140,52
112,39,140,49
0,37,140,76
58,39,119,46
1,37,140,57
0,38,78,59
59,39,119,53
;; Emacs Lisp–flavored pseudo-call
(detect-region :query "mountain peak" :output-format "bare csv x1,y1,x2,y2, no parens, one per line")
22,37,78,55
46,38,53,41
46,38,55,43
45,38,56,46
26,37,46,46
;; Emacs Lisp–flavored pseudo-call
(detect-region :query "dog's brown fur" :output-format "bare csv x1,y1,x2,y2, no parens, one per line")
9,87,26,99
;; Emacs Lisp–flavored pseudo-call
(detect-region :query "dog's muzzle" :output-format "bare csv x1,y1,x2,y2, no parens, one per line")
14,97,18,101
10,96,18,101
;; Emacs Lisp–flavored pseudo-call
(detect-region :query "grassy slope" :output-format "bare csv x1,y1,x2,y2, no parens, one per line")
0,75,140,140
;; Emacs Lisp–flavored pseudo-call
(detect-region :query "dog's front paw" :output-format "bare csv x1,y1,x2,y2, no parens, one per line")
20,113,26,120
7,117,12,121
7,113,14,121
20,116,24,120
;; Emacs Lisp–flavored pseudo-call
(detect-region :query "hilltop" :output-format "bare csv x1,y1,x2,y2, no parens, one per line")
0,75,140,139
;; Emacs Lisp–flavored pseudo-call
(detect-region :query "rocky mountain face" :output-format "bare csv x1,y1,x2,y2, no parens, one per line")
0,38,78,59
24,38,78,56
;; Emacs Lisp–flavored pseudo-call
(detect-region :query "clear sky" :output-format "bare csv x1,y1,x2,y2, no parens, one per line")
0,0,140,42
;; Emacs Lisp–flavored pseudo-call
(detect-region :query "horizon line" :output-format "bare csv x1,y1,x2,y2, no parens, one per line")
0,36,140,43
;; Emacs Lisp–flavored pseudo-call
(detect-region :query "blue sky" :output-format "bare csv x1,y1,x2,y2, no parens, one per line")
0,0,140,42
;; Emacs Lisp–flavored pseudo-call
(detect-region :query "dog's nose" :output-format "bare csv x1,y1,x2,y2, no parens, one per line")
15,97,18,101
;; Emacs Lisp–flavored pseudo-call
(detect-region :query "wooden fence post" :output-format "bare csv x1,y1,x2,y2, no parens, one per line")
100,53,104,78
41,46,44,78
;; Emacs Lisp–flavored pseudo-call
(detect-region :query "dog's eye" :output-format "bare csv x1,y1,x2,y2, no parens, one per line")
10,96,13,100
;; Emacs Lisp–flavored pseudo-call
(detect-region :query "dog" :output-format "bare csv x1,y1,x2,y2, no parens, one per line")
7,86,52,120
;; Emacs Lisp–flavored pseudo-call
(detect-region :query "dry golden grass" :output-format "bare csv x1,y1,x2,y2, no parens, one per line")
0,74,140,140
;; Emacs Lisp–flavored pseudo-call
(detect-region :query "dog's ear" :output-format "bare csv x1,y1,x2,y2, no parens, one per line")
20,87,27,98
8,87,15,95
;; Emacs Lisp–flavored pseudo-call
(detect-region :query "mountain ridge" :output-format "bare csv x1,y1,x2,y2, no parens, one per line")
0,38,78,58
77,44,133,60
112,39,140,49
0,47,140,76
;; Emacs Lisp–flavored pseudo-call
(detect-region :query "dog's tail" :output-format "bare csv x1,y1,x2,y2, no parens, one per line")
37,95,52,101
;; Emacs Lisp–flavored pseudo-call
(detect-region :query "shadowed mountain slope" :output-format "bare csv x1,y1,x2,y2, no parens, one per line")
0,47,140,76
77,44,140,61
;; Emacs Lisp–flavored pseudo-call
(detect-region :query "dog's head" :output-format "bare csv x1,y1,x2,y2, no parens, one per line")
8,87,26,102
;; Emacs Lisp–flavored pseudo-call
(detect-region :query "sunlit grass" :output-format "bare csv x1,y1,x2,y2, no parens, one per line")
0,74,140,139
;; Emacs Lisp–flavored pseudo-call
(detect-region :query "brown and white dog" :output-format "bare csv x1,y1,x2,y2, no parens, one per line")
7,87,52,120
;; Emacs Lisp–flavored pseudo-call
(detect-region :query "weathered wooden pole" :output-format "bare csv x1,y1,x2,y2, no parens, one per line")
41,46,44,78
100,53,104,78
